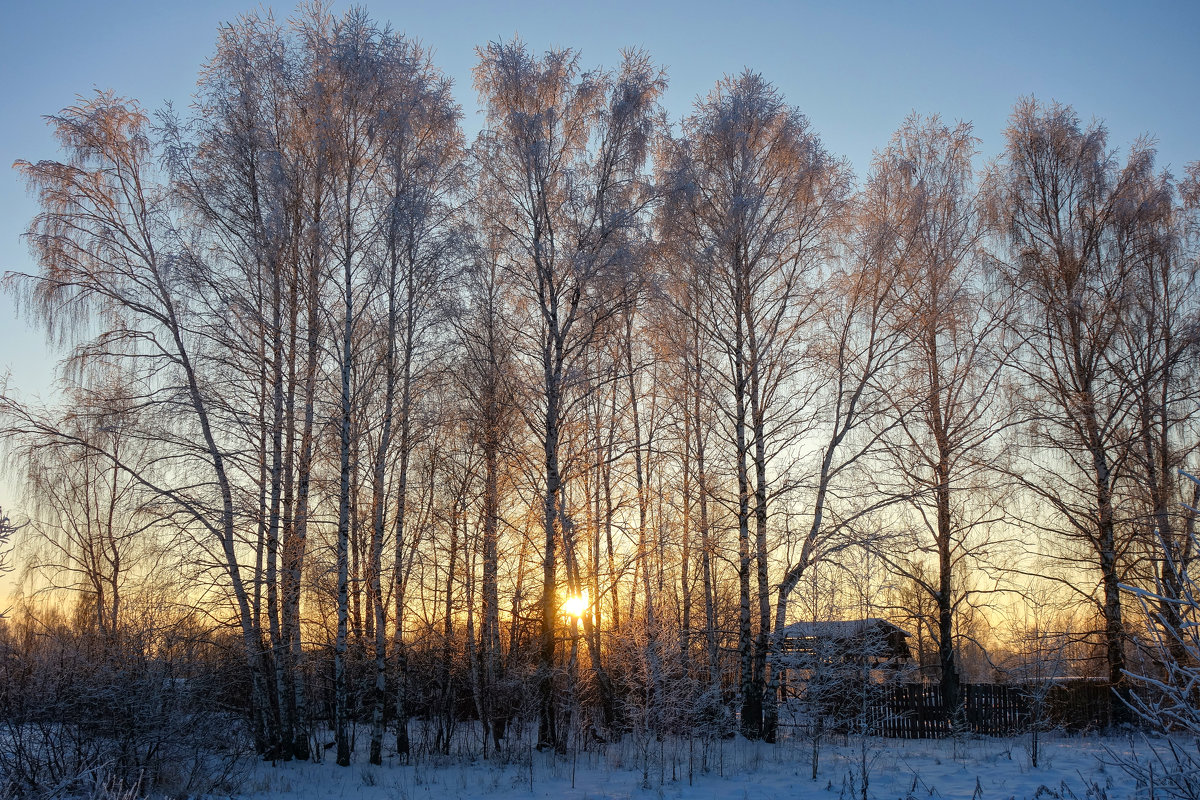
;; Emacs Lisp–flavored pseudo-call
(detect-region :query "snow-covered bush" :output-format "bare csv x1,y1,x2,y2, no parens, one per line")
0,606,252,799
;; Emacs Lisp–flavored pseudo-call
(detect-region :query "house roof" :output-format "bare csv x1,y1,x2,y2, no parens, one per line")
776,618,913,662
777,618,911,641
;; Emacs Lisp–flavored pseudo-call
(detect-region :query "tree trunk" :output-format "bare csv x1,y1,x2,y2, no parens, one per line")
481,398,502,751
334,196,355,766
734,287,758,740
538,395,561,751
392,353,415,761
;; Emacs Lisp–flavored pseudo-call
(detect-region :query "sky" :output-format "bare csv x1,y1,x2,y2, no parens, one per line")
0,0,1198,519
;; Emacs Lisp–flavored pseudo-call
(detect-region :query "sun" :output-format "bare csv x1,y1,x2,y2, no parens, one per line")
561,592,588,618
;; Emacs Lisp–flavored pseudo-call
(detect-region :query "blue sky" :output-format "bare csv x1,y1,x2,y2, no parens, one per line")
1,0,1198,508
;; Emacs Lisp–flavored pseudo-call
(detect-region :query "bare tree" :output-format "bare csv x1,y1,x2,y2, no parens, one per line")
1114,156,1200,663
455,223,519,754
871,114,1009,724
653,244,726,725
0,504,22,618
1117,469,1200,799
471,40,664,750
761,193,912,741
14,386,154,637
658,71,849,739
358,31,463,767
984,98,1155,720
177,9,319,759
1003,585,1076,769
10,91,278,752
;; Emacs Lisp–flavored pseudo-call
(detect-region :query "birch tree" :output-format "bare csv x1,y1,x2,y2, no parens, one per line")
658,71,849,739
471,40,664,750
14,387,154,637
456,223,518,754
984,98,1147,720
178,9,318,759
361,32,462,767
311,9,394,765
1114,156,1200,660
760,197,912,741
10,92,279,753
872,114,1009,724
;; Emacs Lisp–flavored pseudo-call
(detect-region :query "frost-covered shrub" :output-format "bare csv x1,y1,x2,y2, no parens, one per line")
0,609,252,799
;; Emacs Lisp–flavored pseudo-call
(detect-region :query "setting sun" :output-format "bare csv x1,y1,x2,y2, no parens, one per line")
562,592,588,618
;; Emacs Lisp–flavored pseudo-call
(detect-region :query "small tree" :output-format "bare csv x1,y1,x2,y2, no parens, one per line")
843,548,891,800
1005,588,1075,768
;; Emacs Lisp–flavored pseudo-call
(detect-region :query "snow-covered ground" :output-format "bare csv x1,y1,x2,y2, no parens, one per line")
236,731,1164,799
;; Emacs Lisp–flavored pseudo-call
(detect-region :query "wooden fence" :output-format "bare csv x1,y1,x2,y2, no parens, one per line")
876,682,1112,738
798,681,1113,739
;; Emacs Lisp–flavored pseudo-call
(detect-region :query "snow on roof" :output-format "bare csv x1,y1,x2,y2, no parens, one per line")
777,618,911,640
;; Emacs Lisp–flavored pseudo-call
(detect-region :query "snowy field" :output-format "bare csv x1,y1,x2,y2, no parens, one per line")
237,732,1164,800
